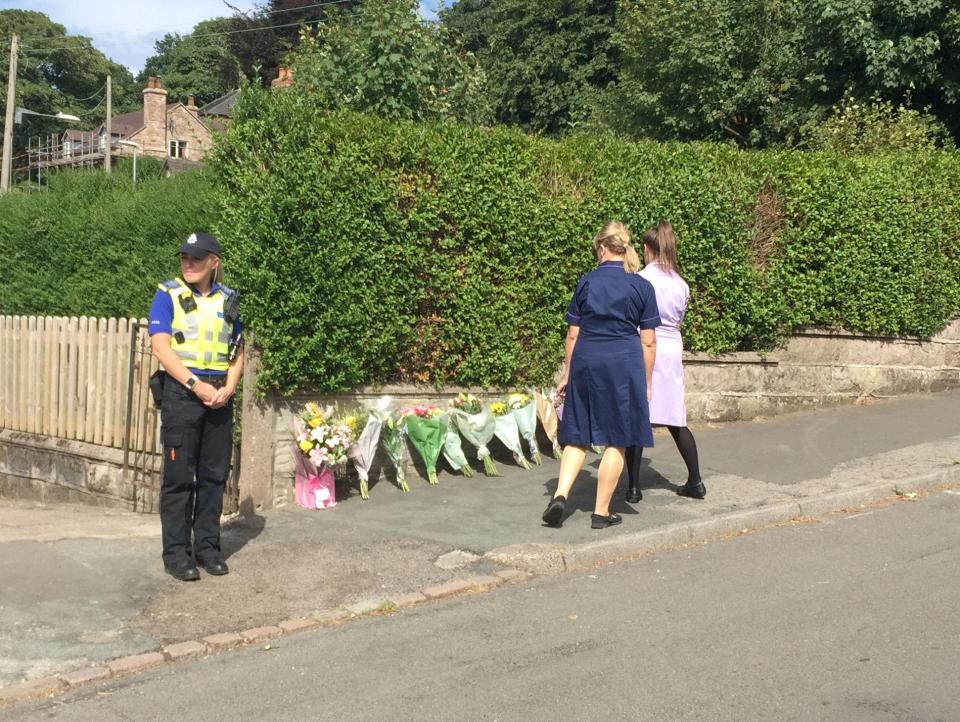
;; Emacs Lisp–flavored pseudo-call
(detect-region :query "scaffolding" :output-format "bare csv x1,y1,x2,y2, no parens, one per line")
20,132,110,188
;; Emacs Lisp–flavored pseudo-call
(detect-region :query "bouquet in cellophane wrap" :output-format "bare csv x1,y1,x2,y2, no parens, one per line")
346,399,390,500
534,388,563,461
292,403,353,509
490,399,531,469
378,407,410,492
441,417,474,477
402,405,447,485
448,393,500,476
508,392,541,465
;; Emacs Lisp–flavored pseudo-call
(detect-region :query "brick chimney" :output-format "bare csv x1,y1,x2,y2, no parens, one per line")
185,95,198,115
271,67,293,89
142,76,168,156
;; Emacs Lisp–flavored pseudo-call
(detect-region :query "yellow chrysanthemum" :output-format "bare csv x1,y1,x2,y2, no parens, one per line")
308,416,322,429
299,439,314,452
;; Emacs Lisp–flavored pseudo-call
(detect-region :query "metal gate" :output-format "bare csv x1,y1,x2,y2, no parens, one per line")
122,321,240,514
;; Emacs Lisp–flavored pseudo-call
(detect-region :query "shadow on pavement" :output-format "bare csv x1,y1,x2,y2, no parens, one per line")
222,504,266,560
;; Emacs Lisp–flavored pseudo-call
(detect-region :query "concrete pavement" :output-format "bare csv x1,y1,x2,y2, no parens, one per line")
5,480,959,720
1,390,958,695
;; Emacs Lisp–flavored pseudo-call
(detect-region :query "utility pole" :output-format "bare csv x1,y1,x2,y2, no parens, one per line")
1,33,20,193
104,74,111,174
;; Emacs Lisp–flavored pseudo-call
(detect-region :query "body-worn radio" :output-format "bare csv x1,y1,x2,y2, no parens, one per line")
178,294,198,313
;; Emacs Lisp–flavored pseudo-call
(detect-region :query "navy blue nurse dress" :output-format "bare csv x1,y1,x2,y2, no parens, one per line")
558,260,661,448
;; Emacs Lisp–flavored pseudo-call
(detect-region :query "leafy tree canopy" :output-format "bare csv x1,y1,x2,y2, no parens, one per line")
1,10,139,153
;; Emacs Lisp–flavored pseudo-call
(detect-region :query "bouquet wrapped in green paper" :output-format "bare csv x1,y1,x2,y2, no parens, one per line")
402,405,447,485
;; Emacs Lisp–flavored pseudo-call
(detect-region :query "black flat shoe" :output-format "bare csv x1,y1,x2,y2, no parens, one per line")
677,482,706,499
542,496,566,527
626,487,642,504
165,561,200,582
198,557,229,576
590,513,622,529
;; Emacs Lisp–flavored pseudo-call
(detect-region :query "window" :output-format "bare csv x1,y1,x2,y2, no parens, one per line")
169,140,188,159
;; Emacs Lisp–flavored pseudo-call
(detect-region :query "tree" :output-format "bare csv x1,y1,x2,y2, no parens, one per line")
603,0,960,147
139,18,242,105
226,0,362,86
1,11,139,156
441,0,618,135
601,0,808,146
290,0,491,125
801,0,960,141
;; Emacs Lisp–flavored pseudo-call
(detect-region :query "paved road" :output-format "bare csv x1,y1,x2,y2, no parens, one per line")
4,391,956,687
7,489,959,721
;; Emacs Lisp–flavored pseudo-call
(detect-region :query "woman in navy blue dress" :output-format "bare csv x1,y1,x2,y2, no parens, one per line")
542,221,660,529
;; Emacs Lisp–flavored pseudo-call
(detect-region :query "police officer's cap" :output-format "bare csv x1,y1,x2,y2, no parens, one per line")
178,231,221,259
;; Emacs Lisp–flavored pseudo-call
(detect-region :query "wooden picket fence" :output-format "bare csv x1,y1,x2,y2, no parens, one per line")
0,315,160,458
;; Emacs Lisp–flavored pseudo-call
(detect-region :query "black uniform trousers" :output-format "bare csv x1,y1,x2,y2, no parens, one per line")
159,374,233,566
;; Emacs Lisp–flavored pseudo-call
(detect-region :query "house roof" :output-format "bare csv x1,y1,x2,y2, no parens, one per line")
93,103,181,137
63,128,96,142
200,91,238,118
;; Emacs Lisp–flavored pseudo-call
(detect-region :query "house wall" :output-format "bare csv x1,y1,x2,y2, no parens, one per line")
165,106,215,161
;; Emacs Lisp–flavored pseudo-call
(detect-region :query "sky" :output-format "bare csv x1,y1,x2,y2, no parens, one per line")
1,0,449,74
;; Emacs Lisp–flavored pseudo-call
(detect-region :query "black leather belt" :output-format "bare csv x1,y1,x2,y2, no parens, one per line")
196,374,228,389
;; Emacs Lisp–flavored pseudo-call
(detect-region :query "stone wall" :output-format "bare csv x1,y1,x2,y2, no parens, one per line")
0,430,159,510
250,319,960,509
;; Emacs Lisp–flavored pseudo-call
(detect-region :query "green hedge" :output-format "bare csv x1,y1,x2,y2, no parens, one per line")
211,87,960,392
0,169,217,318
3,89,957,394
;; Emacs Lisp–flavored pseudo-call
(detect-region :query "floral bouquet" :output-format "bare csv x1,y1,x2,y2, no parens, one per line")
491,399,531,469
508,392,541,465
346,401,388,500
441,418,474,477
292,403,353,509
378,409,410,492
294,403,353,468
402,405,447,485
534,388,563,461
448,393,500,476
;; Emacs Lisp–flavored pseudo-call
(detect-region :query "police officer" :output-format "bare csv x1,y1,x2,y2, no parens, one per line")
149,231,243,581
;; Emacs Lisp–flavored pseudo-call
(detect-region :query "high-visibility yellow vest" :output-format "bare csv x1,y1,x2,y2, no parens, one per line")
158,278,236,372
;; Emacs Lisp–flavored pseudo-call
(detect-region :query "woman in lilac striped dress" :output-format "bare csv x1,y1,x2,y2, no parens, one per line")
625,221,705,501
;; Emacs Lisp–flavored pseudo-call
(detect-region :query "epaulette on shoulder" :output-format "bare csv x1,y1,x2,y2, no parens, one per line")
219,284,236,298
159,279,182,292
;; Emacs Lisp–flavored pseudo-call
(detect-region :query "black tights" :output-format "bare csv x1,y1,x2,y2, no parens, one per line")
626,426,701,490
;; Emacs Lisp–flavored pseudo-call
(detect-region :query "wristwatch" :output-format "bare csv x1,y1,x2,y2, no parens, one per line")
185,375,199,391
